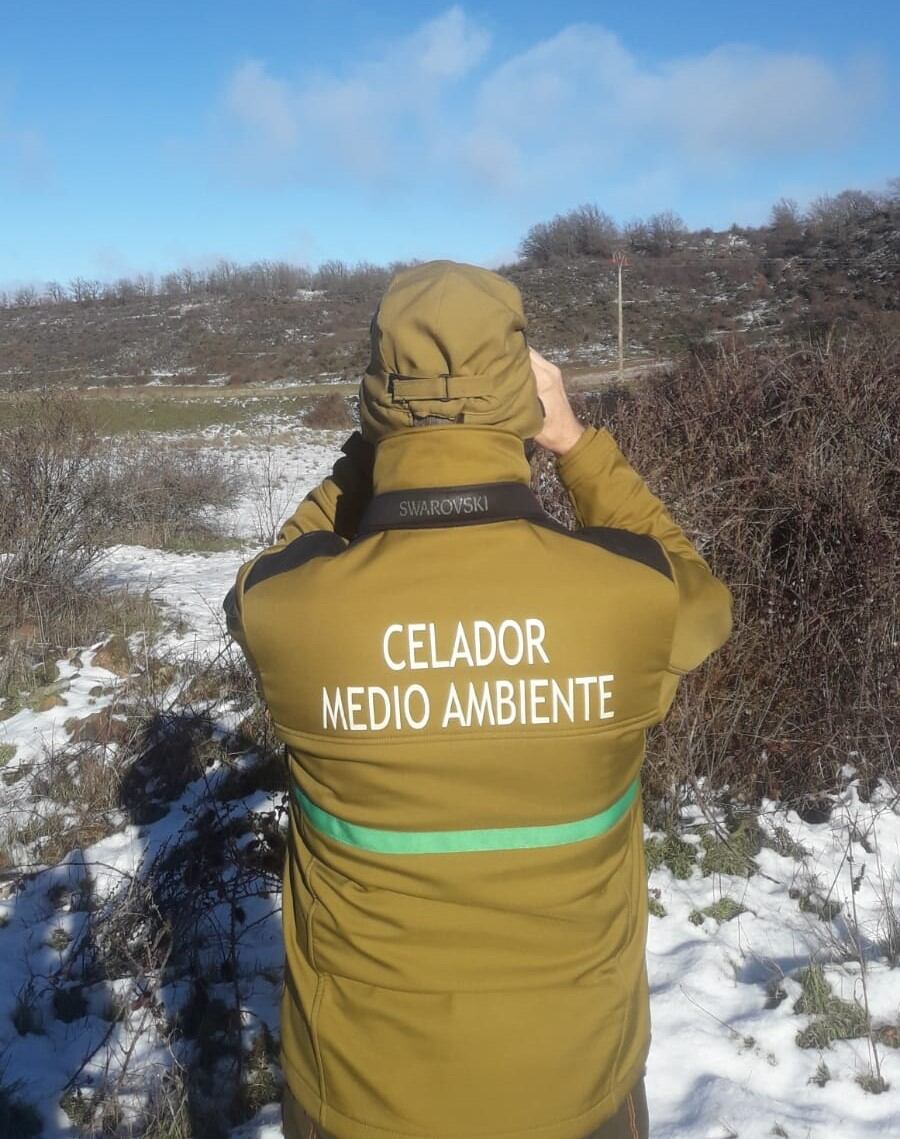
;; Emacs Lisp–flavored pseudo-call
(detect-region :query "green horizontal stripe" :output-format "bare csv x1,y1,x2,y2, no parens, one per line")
294,777,640,855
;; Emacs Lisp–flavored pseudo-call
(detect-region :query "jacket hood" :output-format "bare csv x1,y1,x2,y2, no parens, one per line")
359,260,545,443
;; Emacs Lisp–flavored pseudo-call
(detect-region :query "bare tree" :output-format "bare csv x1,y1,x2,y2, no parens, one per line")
519,204,620,263
622,211,687,257
159,272,183,297
68,277,102,304
110,278,140,303
769,197,801,229
806,189,879,231
133,272,157,298
13,285,39,308
646,210,687,255
623,217,651,253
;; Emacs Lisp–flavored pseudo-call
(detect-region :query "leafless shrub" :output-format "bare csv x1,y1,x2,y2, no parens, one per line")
624,210,689,256
103,445,239,549
249,440,295,546
0,392,237,696
520,203,621,263
805,190,882,233
0,392,107,593
303,390,354,430
534,325,898,809
313,259,389,298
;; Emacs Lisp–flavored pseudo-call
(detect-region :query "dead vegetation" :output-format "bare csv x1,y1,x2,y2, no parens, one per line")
2,638,289,1137
0,390,239,704
533,322,899,814
2,182,897,390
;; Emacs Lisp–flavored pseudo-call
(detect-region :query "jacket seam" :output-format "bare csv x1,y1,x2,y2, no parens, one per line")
610,808,638,1094
310,973,328,1121
301,812,329,1113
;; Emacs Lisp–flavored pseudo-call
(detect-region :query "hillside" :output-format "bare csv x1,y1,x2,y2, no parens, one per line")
1,203,897,392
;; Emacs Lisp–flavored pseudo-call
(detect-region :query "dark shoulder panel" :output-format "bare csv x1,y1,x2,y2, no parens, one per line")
573,526,673,580
244,531,347,594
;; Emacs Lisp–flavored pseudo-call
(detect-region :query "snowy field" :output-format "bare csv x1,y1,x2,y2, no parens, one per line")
1,427,898,1139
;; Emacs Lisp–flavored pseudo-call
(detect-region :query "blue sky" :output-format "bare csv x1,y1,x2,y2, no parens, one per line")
1,1,897,290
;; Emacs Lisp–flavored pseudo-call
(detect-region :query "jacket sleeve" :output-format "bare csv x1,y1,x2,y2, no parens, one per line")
223,430,374,658
276,430,375,545
556,426,732,717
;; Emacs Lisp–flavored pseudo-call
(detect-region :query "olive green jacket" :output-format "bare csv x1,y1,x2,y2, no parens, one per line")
225,425,732,1139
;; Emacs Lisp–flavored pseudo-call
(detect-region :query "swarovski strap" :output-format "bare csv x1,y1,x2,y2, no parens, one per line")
355,481,549,536
354,482,673,580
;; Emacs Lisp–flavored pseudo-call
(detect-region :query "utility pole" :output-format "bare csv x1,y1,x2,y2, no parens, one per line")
612,249,628,384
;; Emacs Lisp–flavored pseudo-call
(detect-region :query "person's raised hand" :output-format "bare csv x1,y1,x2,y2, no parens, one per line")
529,347,585,457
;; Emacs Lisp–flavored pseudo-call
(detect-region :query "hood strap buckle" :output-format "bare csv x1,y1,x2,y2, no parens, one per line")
387,373,489,402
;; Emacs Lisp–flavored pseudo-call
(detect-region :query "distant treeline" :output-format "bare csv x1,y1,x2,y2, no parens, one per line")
517,183,899,263
3,179,897,310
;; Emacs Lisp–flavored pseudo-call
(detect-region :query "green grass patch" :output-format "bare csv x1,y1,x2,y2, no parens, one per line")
647,895,667,918
60,1086,95,1130
690,897,747,926
0,386,356,436
793,964,870,1049
0,743,16,767
644,832,697,879
152,531,247,554
855,1072,890,1094
788,874,843,922
239,1023,281,1117
808,1059,832,1087
46,926,72,953
766,824,810,860
700,814,764,877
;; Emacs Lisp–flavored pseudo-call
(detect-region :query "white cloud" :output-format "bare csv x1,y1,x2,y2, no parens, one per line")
402,5,491,82
218,5,491,180
0,83,55,192
626,43,881,160
214,10,883,196
462,27,883,190
226,59,299,151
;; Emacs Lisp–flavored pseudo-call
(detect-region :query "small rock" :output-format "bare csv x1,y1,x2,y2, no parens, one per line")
36,693,68,712
91,635,133,677
64,709,130,744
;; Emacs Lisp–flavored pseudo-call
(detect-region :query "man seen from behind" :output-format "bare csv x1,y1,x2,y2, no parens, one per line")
225,260,733,1139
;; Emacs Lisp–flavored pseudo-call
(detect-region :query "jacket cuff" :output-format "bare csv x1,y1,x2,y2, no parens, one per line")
556,425,619,493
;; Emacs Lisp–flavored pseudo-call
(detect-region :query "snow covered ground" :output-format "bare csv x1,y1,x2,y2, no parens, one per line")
1,430,898,1139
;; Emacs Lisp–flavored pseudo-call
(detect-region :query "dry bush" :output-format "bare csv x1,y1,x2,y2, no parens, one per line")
103,445,238,548
312,259,390,298
303,390,355,430
0,391,237,696
0,392,106,594
519,203,621,263
534,325,898,810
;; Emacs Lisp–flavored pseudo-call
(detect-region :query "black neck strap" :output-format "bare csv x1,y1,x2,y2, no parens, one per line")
356,481,550,536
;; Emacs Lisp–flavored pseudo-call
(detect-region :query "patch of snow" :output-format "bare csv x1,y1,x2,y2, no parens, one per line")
1,430,898,1138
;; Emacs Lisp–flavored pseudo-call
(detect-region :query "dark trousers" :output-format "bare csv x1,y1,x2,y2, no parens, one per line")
282,1076,649,1139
